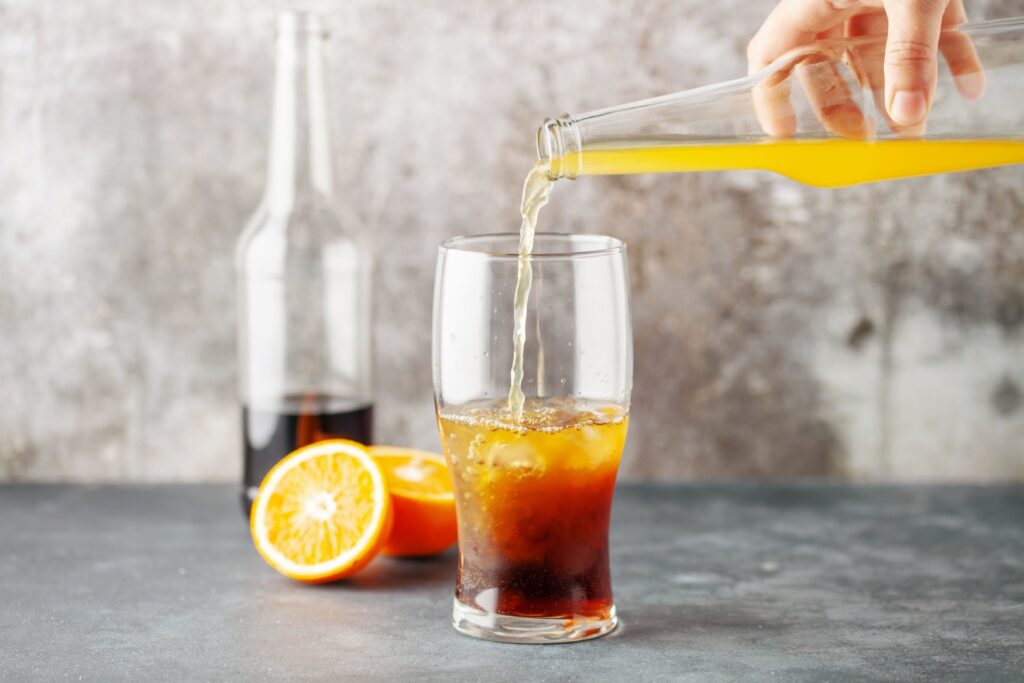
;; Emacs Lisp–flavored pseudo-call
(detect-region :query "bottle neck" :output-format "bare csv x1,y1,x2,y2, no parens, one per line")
537,116,582,180
264,11,335,214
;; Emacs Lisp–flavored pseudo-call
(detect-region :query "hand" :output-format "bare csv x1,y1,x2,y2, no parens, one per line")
747,0,985,136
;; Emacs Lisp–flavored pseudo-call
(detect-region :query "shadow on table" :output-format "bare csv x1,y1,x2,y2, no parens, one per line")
317,548,458,592
608,601,794,646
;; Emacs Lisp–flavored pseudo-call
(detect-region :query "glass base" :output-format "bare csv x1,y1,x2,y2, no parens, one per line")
451,598,617,644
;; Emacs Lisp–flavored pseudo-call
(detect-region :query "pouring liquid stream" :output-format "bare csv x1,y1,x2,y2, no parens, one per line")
508,136,1024,417
508,162,554,421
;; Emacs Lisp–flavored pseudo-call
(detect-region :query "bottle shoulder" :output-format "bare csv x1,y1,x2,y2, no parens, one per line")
235,200,372,276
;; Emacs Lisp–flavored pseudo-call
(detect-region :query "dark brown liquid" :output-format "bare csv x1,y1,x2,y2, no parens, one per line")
455,466,617,620
242,394,373,514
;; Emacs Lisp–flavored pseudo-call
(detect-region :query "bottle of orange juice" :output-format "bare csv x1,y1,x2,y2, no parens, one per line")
538,17,1024,187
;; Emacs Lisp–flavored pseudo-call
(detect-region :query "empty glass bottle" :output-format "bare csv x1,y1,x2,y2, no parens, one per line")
236,11,373,514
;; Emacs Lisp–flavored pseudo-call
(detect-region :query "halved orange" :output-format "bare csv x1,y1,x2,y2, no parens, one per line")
370,446,457,557
250,439,392,583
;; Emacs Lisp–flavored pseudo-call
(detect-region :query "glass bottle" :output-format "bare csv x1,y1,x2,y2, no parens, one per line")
538,17,1024,187
237,11,373,513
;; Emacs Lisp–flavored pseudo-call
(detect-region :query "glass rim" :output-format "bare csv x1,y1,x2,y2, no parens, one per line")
439,233,626,261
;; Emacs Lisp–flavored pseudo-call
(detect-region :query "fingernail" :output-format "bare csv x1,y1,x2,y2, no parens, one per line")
823,104,868,139
954,71,986,102
889,90,928,126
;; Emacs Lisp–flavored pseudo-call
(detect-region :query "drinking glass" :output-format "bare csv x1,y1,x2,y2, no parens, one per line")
433,233,632,643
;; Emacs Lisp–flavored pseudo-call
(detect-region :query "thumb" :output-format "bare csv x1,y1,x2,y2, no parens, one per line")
883,0,946,126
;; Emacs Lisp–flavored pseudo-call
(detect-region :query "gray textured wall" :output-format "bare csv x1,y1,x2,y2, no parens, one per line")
1,0,1022,483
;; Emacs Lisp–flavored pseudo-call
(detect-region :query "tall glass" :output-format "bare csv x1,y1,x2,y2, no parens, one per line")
433,234,632,644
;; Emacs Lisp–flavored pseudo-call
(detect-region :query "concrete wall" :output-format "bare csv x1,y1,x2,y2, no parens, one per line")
1,0,1022,482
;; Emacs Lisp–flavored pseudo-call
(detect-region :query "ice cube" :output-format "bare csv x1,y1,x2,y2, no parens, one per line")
466,434,486,464
486,440,544,474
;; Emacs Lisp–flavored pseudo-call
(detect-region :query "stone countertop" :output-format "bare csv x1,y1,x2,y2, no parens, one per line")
1,483,1021,681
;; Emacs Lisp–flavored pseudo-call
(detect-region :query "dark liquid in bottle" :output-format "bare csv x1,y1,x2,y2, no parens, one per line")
242,394,373,514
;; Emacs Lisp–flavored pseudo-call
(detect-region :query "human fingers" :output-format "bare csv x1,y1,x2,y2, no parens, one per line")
847,10,926,136
748,0,863,136
881,0,949,126
795,52,870,138
938,0,985,100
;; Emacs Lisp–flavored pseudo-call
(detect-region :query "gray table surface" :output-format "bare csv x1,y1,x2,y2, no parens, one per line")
1,483,1022,682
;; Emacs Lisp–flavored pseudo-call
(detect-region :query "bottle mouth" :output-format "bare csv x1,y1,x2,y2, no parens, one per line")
276,10,329,38
536,119,559,167
536,115,580,180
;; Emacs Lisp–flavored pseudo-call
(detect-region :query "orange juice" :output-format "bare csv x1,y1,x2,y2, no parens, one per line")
551,139,1024,187
439,398,628,620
